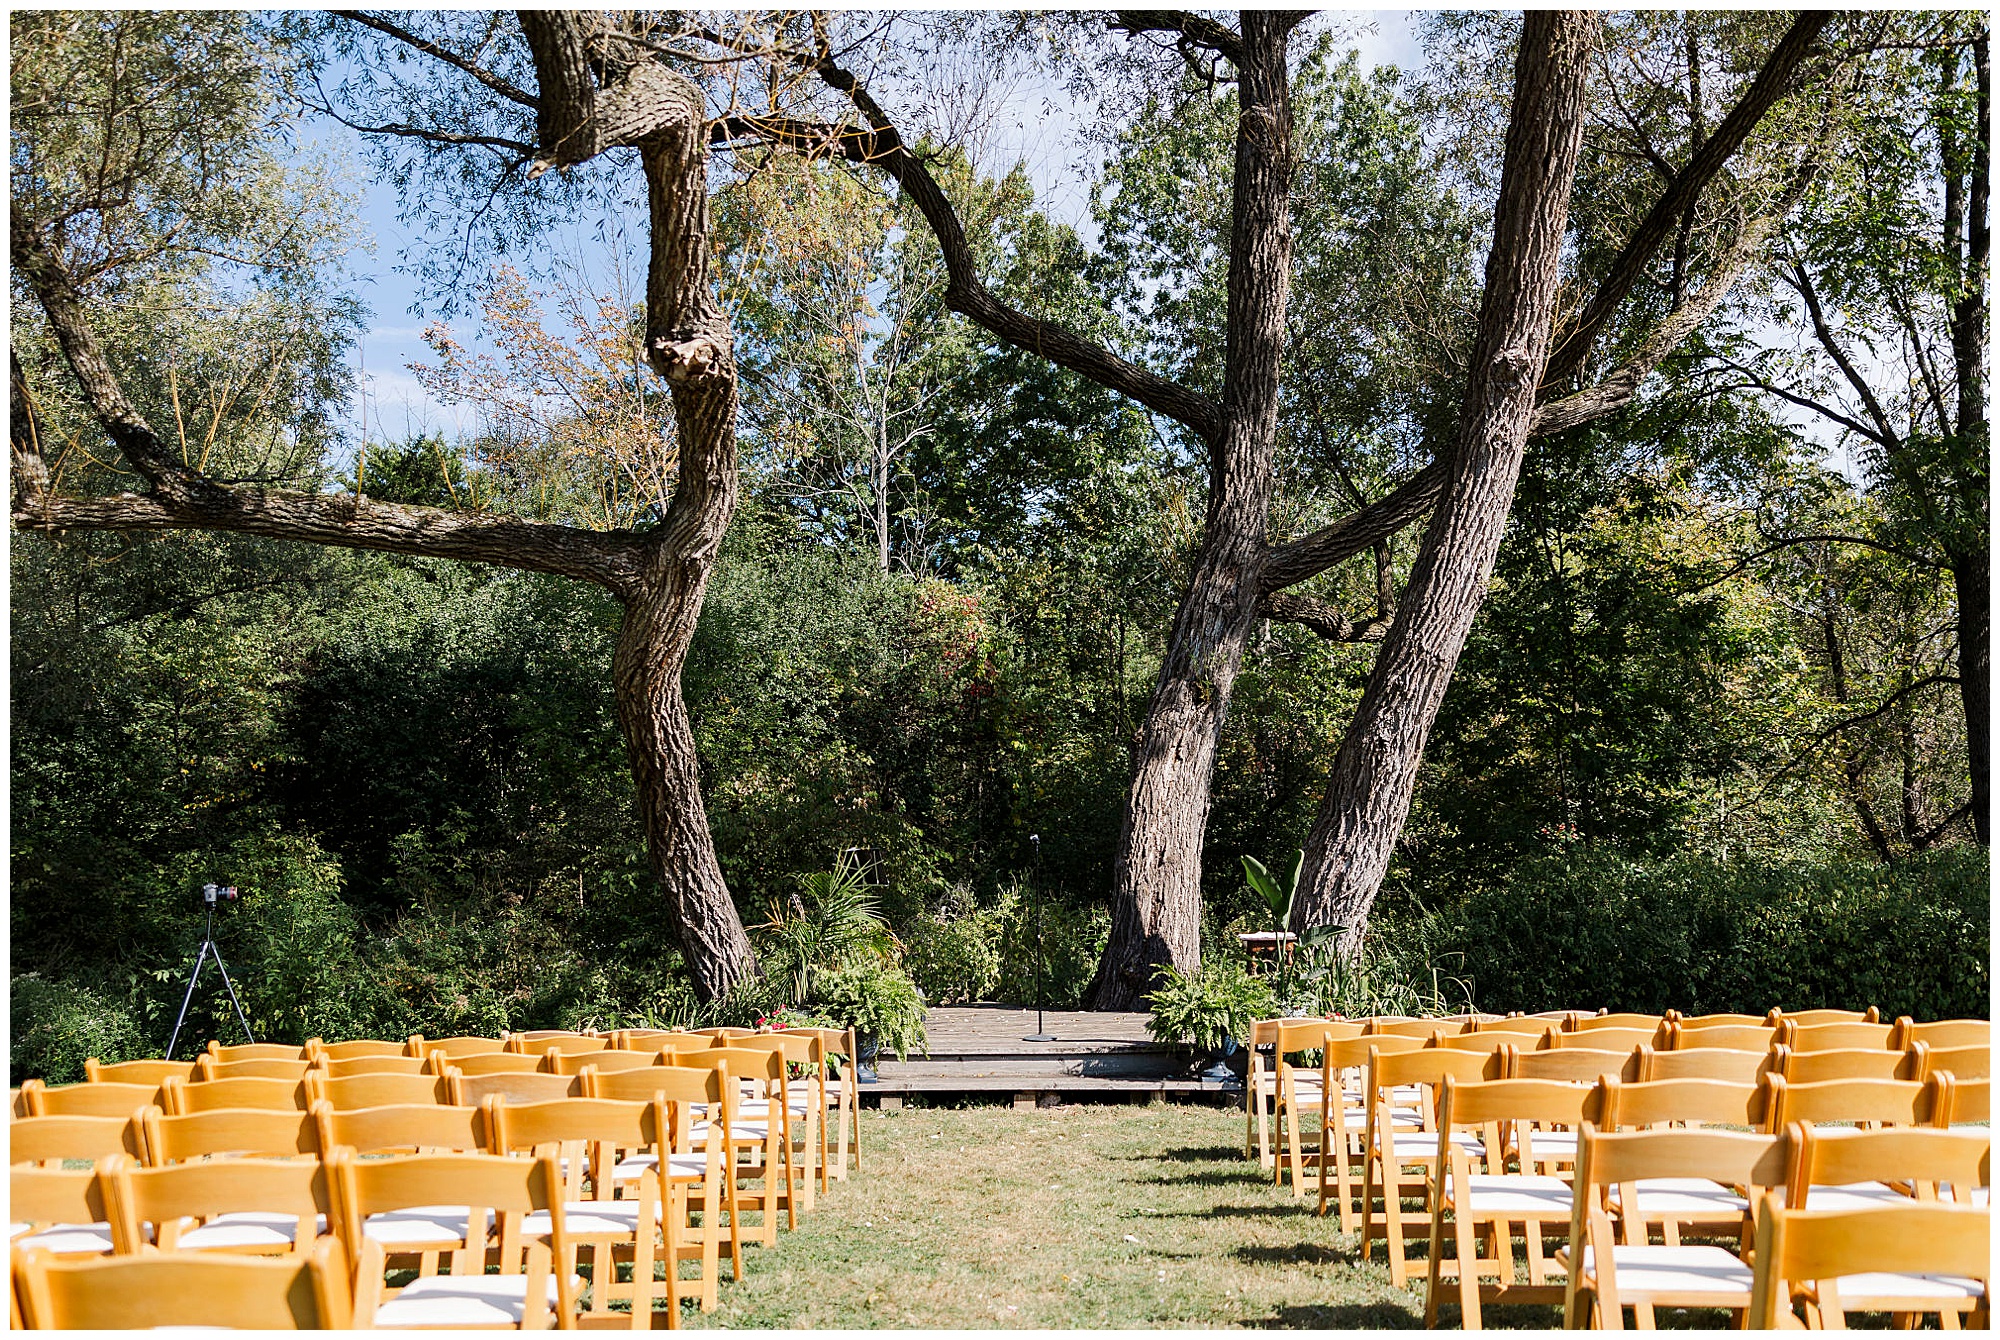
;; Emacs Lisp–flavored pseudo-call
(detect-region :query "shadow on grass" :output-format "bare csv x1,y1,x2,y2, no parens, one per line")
1135,1145,1244,1163
1136,1168,1270,1188
1149,1203,1300,1219
1232,1242,1358,1268
1246,1301,1426,1329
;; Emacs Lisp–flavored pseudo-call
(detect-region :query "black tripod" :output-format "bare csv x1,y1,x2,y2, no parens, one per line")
1024,834,1055,1042
166,885,254,1060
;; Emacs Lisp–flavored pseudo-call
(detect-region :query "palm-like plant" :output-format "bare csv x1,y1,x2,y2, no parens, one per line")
757,851,887,1004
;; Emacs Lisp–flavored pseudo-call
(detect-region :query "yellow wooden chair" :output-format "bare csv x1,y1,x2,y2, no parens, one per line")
1244,1016,1328,1172
305,1070,451,1110
1570,1013,1663,1037
666,1047,794,1248
610,1029,709,1051
1632,1042,1772,1084
790,1026,862,1182
583,1061,742,1311
1748,1199,1989,1329
1266,1019,1338,1197
1781,1019,1900,1052
1664,1021,1779,1051
1313,1034,1425,1230
446,1069,584,1107
311,1100,488,1158
1544,1026,1655,1053
511,1033,612,1059
161,1074,309,1114
10,1112,146,1167
1769,1006,1881,1026
1361,1045,1498,1289
731,1032,827,1206
1501,1044,1634,1085
1590,1076,1768,1246
83,1057,198,1085
486,1094,675,1328
318,1053,436,1078
1561,1124,1785,1329
1944,1076,1989,1129
13,1234,352,1329
195,1054,315,1082
449,1050,551,1077
103,1154,327,1256
1474,1016,1560,1038
1770,1042,1924,1085
547,1047,665,1077
1763,1073,1951,1136
329,1147,577,1329
18,1080,161,1118
1923,1044,1992,1083
421,1035,507,1059
311,1037,410,1062
208,1040,316,1064
1665,1011,1767,1027
1903,1019,1991,1051
1368,1017,1453,1041
10,1160,116,1259
693,1027,758,1041
140,1106,319,1166
1423,1076,1589,1328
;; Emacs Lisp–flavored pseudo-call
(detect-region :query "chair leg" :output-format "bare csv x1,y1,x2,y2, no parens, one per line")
1455,1207,1484,1330
1384,1163,1409,1288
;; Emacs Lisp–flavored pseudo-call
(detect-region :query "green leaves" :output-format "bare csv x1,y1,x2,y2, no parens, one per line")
1239,850,1303,932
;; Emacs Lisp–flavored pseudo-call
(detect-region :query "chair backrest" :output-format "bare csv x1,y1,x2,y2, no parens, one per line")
1667,1011,1767,1027
311,1100,486,1157
421,1035,506,1058
1762,1073,1950,1131
611,1029,711,1052
788,1027,861,1071
547,1047,663,1077
197,1056,315,1083
14,1234,352,1328
310,1038,409,1062
445,1069,583,1108
1785,1121,1989,1207
1769,1006,1880,1026
208,1041,314,1064
22,1081,162,1119
1748,1201,1989,1329
326,1146,571,1327
1431,1032,1510,1054
160,1075,309,1114
1571,1013,1663,1036
1500,1044,1635,1084
306,1071,451,1110
694,1027,758,1040
581,1061,727,1108
446,1051,548,1077
1922,1044,1992,1082
1593,1075,1765,1130
1474,1016,1558,1037
506,1033,609,1057
1770,1042,1922,1085
11,1113,145,1166
1780,1019,1898,1051
1903,1019,1990,1051
1546,1026,1655,1052
1945,1076,1990,1125
319,1054,433,1078
1271,1020,1337,1056
12,1159,111,1237
1665,1022,1778,1051
1437,1076,1593,1170
484,1095,667,1201
83,1058,198,1085
1369,1045,1500,1129
508,1029,597,1041
102,1155,328,1253
1573,1123,1786,1244
1632,1043,1772,1084
1366,1017,1451,1040
141,1107,319,1166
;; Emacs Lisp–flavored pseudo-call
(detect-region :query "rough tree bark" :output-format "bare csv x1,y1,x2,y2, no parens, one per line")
1291,10,1598,950
1945,29,1989,842
10,10,762,1000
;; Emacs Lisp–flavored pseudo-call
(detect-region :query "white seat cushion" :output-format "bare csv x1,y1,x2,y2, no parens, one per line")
1581,1244,1753,1298
372,1273,561,1328
11,1221,113,1255
1829,1272,1986,1304
179,1211,328,1250
694,1120,771,1141
363,1206,488,1249
523,1200,661,1236
1607,1178,1748,1217
1378,1130,1485,1159
1445,1173,1574,1215
1798,1181,1910,1212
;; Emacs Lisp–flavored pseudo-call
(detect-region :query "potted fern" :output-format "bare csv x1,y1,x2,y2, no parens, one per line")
1145,958,1276,1081
813,958,927,1080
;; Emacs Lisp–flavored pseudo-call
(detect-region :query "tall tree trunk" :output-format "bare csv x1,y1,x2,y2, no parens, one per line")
1088,12,1298,1009
1947,27,1989,841
1952,553,1988,842
1292,11,1598,952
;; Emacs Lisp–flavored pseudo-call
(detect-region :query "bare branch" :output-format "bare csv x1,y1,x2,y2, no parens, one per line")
333,11,539,108
1107,11,1245,66
1259,591,1391,642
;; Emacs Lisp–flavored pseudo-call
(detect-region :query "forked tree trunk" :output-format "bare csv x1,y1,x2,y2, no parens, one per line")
1089,13,1296,1010
1291,11,1598,953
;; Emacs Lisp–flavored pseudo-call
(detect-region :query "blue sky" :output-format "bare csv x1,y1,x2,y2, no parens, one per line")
330,13,1428,443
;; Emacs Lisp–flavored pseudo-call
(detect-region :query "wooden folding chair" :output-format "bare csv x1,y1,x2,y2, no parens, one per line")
1311,1033,1424,1229
791,1026,862,1182
486,1094,675,1328
1361,1045,1497,1288
1561,1125,1786,1329
547,1047,664,1077
140,1107,319,1166
1246,1017,1321,1170
311,1038,410,1062
84,1057,198,1085
1944,1077,1989,1129
1267,1020,1338,1197
583,1062,742,1312
1787,1122,1988,1210
161,1075,310,1114
1545,1027,1655,1053
733,1032,828,1204
1904,1019,1991,1051
319,1053,436,1078
1748,1200,1990,1329
1632,1043,1771,1084
1664,1022,1779,1052
306,1070,451,1109
1500,1044,1634,1085
208,1041,316,1064
422,1035,507,1059
1780,1020,1900,1052
13,1234,352,1328
11,1160,116,1259
1433,1032,1510,1054
1763,1073,1951,1135
447,1051,551,1079
1591,1076,1769,1244
196,1055,315,1082
666,1048,794,1248
447,1069,584,1107
19,1080,161,1118
1423,1076,1589,1328
103,1154,328,1256
1571,1014,1664,1037
1475,1016,1560,1038
312,1100,487,1158
329,1147,576,1329
1769,1006,1881,1027
511,1033,611,1059
1770,1042,1923,1085
1923,1044,1992,1082
11,1112,146,1167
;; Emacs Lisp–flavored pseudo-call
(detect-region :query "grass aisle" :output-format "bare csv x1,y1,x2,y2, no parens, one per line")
691,1101,1486,1329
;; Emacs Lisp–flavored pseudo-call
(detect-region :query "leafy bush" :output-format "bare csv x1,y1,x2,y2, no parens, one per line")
11,975,146,1085
754,853,887,1003
813,959,928,1060
1430,846,1990,1020
901,901,1003,1005
1145,958,1277,1052
992,884,1110,1010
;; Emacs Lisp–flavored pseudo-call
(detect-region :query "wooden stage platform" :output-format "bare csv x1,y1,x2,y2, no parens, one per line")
862,1004,1239,1109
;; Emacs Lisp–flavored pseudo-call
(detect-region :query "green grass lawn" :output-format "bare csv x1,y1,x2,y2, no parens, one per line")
688,1100,1562,1330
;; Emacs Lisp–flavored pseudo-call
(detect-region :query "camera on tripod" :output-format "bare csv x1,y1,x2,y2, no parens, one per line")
170,881,254,1058
202,883,239,907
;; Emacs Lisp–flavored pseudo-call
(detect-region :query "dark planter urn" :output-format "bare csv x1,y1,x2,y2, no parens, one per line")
1199,1034,1243,1083
855,1031,881,1083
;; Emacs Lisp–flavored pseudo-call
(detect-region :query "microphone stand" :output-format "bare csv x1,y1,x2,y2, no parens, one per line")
1024,834,1055,1042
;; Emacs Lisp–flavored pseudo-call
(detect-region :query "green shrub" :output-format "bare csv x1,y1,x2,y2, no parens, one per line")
11,975,146,1084
1430,846,1989,1019
813,958,928,1060
1145,958,1277,1052
993,884,1110,1010
901,886,1004,1005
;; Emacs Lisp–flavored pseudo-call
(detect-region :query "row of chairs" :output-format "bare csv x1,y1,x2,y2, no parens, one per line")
13,1029,871,1328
